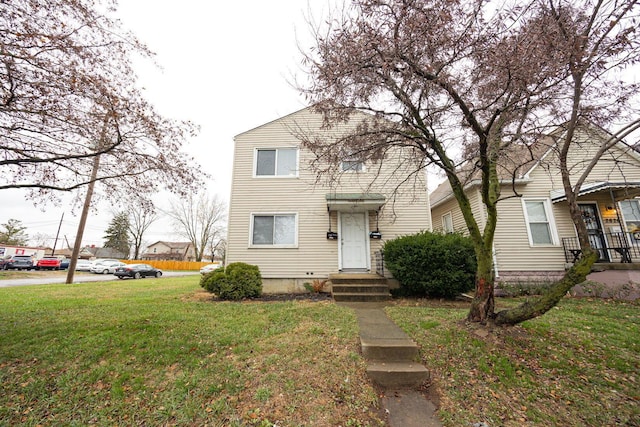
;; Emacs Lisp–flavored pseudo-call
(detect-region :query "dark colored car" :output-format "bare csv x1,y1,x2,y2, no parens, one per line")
59,258,70,270
1,255,35,270
114,264,162,279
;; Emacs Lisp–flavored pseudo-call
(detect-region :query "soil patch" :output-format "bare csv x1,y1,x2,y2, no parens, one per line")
187,290,333,303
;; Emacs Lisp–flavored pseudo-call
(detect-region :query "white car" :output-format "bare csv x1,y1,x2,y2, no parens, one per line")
200,263,221,275
90,261,126,274
74,259,94,271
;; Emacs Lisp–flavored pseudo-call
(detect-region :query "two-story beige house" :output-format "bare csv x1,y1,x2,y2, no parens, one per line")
143,241,195,261
430,122,640,283
226,107,432,293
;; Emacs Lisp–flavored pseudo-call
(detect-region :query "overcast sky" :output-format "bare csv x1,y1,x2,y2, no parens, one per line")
3,0,328,249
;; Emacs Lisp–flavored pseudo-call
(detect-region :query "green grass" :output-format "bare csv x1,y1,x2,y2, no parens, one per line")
0,277,382,426
386,298,640,427
3,278,638,427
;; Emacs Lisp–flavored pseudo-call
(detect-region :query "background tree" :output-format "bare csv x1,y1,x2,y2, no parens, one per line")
167,192,226,262
103,212,131,258
30,232,52,248
127,206,158,260
0,0,204,207
208,235,227,263
0,219,28,246
300,0,639,324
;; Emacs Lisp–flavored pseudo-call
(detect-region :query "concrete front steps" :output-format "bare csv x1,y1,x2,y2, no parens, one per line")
330,273,392,302
351,306,431,389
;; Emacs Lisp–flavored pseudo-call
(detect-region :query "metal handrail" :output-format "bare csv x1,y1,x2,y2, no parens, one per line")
562,232,640,263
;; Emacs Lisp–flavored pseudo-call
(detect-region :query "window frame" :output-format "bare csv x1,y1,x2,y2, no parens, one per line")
442,212,454,233
253,147,299,178
521,198,559,246
340,159,366,173
619,199,640,233
249,213,298,248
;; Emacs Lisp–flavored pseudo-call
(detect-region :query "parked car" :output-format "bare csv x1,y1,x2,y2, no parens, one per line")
36,256,62,270
114,264,162,279
74,259,93,271
91,258,120,267
200,263,222,275
90,261,126,274
59,258,70,270
1,255,35,270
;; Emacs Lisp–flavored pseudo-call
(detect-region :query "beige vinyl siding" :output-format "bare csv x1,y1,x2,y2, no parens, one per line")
227,107,431,279
493,131,640,273
428,128,640,275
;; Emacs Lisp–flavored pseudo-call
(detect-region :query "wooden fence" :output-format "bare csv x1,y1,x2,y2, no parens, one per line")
121,260,219,271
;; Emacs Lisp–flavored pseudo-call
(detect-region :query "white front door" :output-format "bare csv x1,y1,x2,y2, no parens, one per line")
340,212,369,270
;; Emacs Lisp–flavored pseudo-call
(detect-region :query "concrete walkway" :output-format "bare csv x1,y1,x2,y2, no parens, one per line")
340,302,443,427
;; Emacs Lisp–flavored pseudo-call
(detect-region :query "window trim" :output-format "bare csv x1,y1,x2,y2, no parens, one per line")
253,147,299,178
521,198,559,246
249,212,298,248
441,212,454,233
619,199,640,233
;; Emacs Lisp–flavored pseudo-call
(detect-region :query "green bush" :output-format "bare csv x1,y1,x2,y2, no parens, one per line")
383,231,476,299
200,268,227,294
200,262,262,300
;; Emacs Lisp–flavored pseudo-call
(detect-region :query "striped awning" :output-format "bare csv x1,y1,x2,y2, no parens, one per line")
550,181,640,203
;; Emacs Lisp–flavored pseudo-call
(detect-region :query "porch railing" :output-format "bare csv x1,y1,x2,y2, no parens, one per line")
562,232,640,263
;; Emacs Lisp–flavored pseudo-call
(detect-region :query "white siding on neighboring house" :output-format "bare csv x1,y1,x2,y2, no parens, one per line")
226,107,431,292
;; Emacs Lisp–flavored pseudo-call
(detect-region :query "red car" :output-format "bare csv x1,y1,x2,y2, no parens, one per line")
36,256,62,270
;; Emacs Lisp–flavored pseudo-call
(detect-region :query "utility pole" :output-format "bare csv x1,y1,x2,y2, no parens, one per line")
65,115,109,284
65,154,101,284
51,212,64,256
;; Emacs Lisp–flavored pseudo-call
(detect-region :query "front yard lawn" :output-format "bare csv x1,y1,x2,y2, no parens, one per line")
0,277,382,426
387,298,640,426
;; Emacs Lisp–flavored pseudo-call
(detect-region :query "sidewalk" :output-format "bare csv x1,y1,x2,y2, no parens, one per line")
340,302,443,427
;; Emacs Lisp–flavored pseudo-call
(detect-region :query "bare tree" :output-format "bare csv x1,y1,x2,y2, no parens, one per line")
127,207,158,260
167,193,227,262
0,0,204,207
300,0,639,324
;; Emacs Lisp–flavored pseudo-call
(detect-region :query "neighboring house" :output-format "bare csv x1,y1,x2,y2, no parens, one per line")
430,122,640,283
53,247,95,260
143,241,195,261
91,246,127,260
226,106,432,293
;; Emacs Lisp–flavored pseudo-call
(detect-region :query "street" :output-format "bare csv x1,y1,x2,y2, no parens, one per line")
0,270,199,288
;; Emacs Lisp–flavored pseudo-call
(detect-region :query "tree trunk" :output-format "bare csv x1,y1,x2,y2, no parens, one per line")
494,249,597,325
466,247,495,324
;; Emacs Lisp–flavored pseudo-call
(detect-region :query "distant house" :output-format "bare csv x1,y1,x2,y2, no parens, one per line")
89,246,127,260
52,247,94,260
225,106,432,293
143,241,195,261
430,122,640,283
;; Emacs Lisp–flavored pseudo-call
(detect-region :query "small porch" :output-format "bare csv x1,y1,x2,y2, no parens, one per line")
553,181,640,264
562,232,640,264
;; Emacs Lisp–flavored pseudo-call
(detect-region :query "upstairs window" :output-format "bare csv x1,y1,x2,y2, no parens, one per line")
341,160,365,172
255,148,297,177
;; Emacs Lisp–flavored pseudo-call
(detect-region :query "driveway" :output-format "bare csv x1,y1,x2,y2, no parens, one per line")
0,271,199,288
